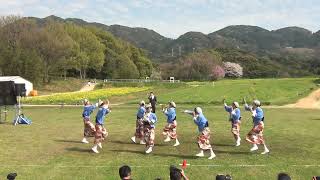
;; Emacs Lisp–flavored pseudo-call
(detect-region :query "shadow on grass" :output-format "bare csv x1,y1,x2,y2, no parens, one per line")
110,149,145,155
214,150,250,155
312,78,320,85
311,118,320,121
110,140,168,146
153,153,197,159
111,149,197,159
65,147,92,153
110,140,134,145
54,139,83,144
214,143,234,147
0,121,14,125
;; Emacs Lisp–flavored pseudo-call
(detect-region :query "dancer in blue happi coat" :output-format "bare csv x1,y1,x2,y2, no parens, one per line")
131,100,146,145
184,107,216,159
223,100,241,146
91,100,111,154
244,99,270,155
162,101,180,147
81,99,98,144
143,104,158,154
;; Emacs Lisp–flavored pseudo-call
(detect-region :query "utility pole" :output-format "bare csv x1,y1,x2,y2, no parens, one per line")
179,46,181,56
171,48,174,57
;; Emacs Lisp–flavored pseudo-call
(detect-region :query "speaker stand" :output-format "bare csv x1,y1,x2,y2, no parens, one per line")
14,96,23,126
0,106,8,124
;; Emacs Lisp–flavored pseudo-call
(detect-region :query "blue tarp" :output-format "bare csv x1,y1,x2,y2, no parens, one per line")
17,115,32,125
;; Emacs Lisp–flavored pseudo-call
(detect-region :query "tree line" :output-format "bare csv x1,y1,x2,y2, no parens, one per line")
1,15,319,85
0,16,153,86
158,47,320,81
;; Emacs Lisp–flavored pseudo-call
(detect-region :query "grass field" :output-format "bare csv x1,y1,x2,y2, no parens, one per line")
27,78,319,106
36,78,90,95
0,106,319,179
156,78,319,105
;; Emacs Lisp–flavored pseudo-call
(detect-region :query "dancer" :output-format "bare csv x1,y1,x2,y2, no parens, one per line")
131,100,146,144
223,99,241,146
143,104,158,154
244,98,270,154
162,101,180,146
91,100,111,154
81,99,98,144
184,107,216,159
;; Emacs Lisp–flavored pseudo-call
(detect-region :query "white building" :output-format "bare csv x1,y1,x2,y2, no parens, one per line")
0,76,33,96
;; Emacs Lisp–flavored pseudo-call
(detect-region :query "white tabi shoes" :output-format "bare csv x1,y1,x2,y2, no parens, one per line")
164,136,171,142
250,144,259,152
131,136,136,143
261,149,270,155
235,137,241,147
173,139,180,147
196,151,204,157
145,147,153,154
92,145,99,154
208,149,216,159
208,153,216,160
81,138,89,144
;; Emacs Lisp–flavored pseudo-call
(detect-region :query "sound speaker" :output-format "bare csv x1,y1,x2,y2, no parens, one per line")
0,81,15,96
0,95,17,105
0,81,17,105
15,83,26,97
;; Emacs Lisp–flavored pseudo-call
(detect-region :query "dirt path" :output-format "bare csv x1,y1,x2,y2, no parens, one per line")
79,83,96,92
284,88,320,109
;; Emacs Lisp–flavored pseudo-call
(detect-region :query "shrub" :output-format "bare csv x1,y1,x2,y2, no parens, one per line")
211,65,225,80
223,62,243,78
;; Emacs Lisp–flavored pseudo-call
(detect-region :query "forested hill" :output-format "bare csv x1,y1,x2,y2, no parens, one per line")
1,15,320,83
29,15,172,60
29,16,320,61
0,15,153,86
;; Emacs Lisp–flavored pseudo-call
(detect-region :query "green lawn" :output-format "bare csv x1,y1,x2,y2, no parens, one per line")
0,106,319,179
156,78,319,105
27,78,319,106
36,78,90,95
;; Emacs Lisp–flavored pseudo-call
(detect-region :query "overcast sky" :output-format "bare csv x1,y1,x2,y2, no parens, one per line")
0,0,319,38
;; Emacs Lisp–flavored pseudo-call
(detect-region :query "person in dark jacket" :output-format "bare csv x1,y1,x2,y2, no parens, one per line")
148,92,157,113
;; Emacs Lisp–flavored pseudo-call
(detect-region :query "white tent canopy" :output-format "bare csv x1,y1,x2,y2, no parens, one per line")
0,76,33,96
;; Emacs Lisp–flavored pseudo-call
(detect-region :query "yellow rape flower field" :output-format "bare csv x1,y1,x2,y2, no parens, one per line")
23,87,150,104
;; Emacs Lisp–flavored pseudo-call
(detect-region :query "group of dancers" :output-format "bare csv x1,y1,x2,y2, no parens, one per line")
81,99,110,153
80,94,270,159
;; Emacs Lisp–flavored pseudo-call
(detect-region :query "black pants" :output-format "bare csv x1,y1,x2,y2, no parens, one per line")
152,105,156,113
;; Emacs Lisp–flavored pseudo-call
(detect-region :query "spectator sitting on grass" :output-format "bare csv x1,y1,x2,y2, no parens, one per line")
216,174,232,180
170,165,189,180
278,173,291,180
119,165,132,180
7,173,17,180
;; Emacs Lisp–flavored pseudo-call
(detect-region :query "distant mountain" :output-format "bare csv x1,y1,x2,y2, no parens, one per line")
210,25,281,51
313,30,320,47
273,27,314,48
107,25,171,58
28,16,320,61
168,31,211,54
